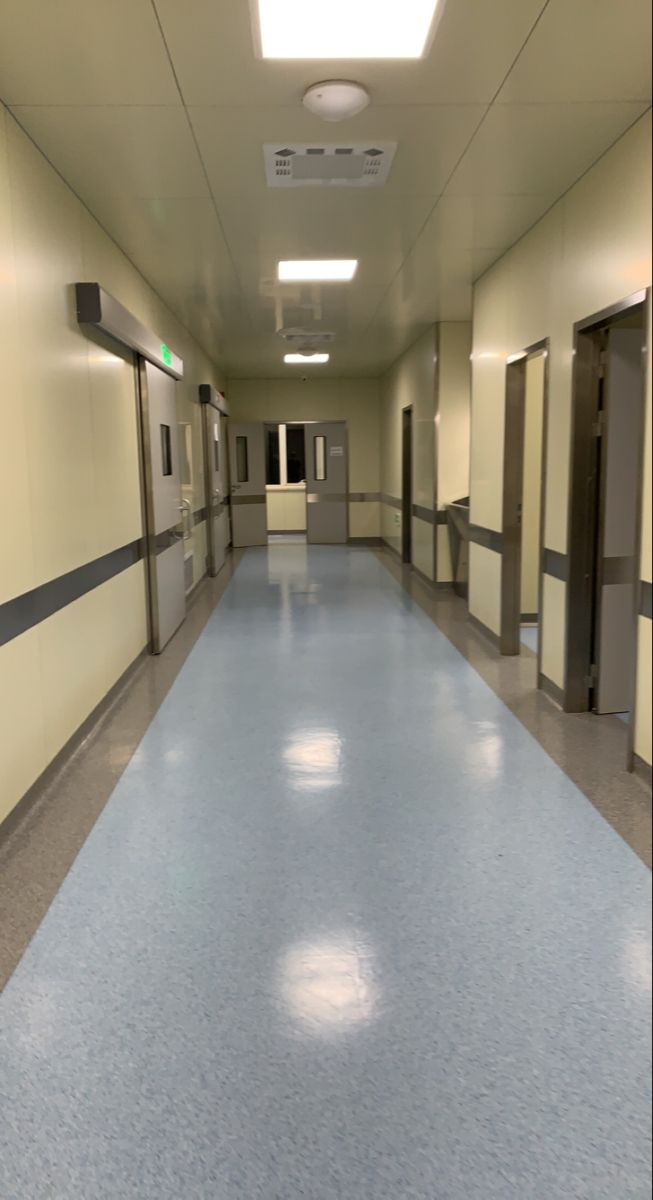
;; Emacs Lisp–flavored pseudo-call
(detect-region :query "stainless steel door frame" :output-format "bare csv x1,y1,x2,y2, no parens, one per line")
138,358,186,653
305,421,348,544
228,422,267,547
200,385,228,576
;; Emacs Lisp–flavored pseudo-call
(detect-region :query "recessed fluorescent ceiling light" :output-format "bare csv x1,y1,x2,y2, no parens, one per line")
284,353,330,364
256,0,439,58
278,260,358,282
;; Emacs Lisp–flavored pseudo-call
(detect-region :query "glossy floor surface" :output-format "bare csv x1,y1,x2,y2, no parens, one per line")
1,547,651,1199
520,623,539,652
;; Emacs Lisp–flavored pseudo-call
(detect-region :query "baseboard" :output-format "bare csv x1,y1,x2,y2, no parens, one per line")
632,752,652,788
0,645,149,843
348,537,383,546
538,671,565,708
268,529,307,536
381,541,402,564
521,612,538,623
468,612,501,651
411,564,436,590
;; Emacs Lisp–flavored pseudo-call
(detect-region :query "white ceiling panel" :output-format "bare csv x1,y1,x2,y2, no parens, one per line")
445,102,649,198
155,0,546,106
0,0,178,105
1,0,650,376
497,0,652,104
189,103,485,199
210,191,436,278
11,106,209,199
430,193,558,251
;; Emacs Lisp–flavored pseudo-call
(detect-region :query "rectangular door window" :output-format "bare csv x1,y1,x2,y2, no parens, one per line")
286,424,306,482
160,424,173,476
236,435,249,482
314,435,327,482
266,426,280,484
213,422,220,472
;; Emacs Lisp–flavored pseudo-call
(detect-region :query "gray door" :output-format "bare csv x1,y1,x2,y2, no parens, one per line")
228,422,267,547
202,400,227,576
305,422,348,544
594,327,642,713
139,359,185,652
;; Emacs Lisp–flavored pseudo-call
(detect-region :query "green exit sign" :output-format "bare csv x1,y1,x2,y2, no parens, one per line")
161,343,173,367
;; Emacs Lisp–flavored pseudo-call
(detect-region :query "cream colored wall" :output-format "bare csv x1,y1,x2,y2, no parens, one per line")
227,378,381,538
380,323,472,583
469,112,651,741
468,544,502,636
438,323,472,504
0,105,224,825
437,322,472,582
266,486,307,532
381,328,436,576
520,352,545,615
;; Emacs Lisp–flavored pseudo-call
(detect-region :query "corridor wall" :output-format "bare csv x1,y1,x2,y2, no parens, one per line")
227,378,382,540
381,328,437,574
468,110,652,766
0,104,224,826
380,323,472,583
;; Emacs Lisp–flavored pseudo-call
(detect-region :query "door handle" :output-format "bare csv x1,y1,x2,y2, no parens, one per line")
179,498,192,540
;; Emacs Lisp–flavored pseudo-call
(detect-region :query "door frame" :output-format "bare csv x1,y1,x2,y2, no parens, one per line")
565,289,648,768
199,384,229,577
401,405,413,564
137,356,186,653
136,357,155,650
500,337,550,662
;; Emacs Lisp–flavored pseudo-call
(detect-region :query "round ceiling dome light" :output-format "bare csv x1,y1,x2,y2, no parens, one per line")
302,80,370,123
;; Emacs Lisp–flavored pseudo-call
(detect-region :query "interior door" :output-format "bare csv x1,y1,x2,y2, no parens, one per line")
228,422,267,547
202,399,226,575
139,359,185,652
594,326,642,713
305,422,348,544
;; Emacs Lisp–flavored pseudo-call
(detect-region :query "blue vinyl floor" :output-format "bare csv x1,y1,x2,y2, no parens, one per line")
1,546,650,1199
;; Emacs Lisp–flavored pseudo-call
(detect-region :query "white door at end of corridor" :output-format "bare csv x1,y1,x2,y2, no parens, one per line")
305,422,348,544
139,359,186,652
228,422,267,547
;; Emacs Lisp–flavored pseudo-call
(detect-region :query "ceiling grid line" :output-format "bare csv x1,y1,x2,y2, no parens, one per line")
358,0,554,343
1,0,649,374
149,0,256,333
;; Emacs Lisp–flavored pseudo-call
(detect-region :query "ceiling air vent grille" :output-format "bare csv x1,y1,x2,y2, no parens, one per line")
278,329,336,347
264,143,397,188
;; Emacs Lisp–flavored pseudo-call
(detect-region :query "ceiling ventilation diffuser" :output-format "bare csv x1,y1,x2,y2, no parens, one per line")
264,143,397,188
278,328,336,347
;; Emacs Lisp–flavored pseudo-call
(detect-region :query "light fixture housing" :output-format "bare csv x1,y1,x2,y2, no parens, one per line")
284,353,330,364
254,0,441,59
278,260,358,282
302,81,370,123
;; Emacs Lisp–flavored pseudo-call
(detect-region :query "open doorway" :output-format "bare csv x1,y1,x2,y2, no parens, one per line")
265,422,307,543
402,406,413,564
566,292,648,762
500,341,548,660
